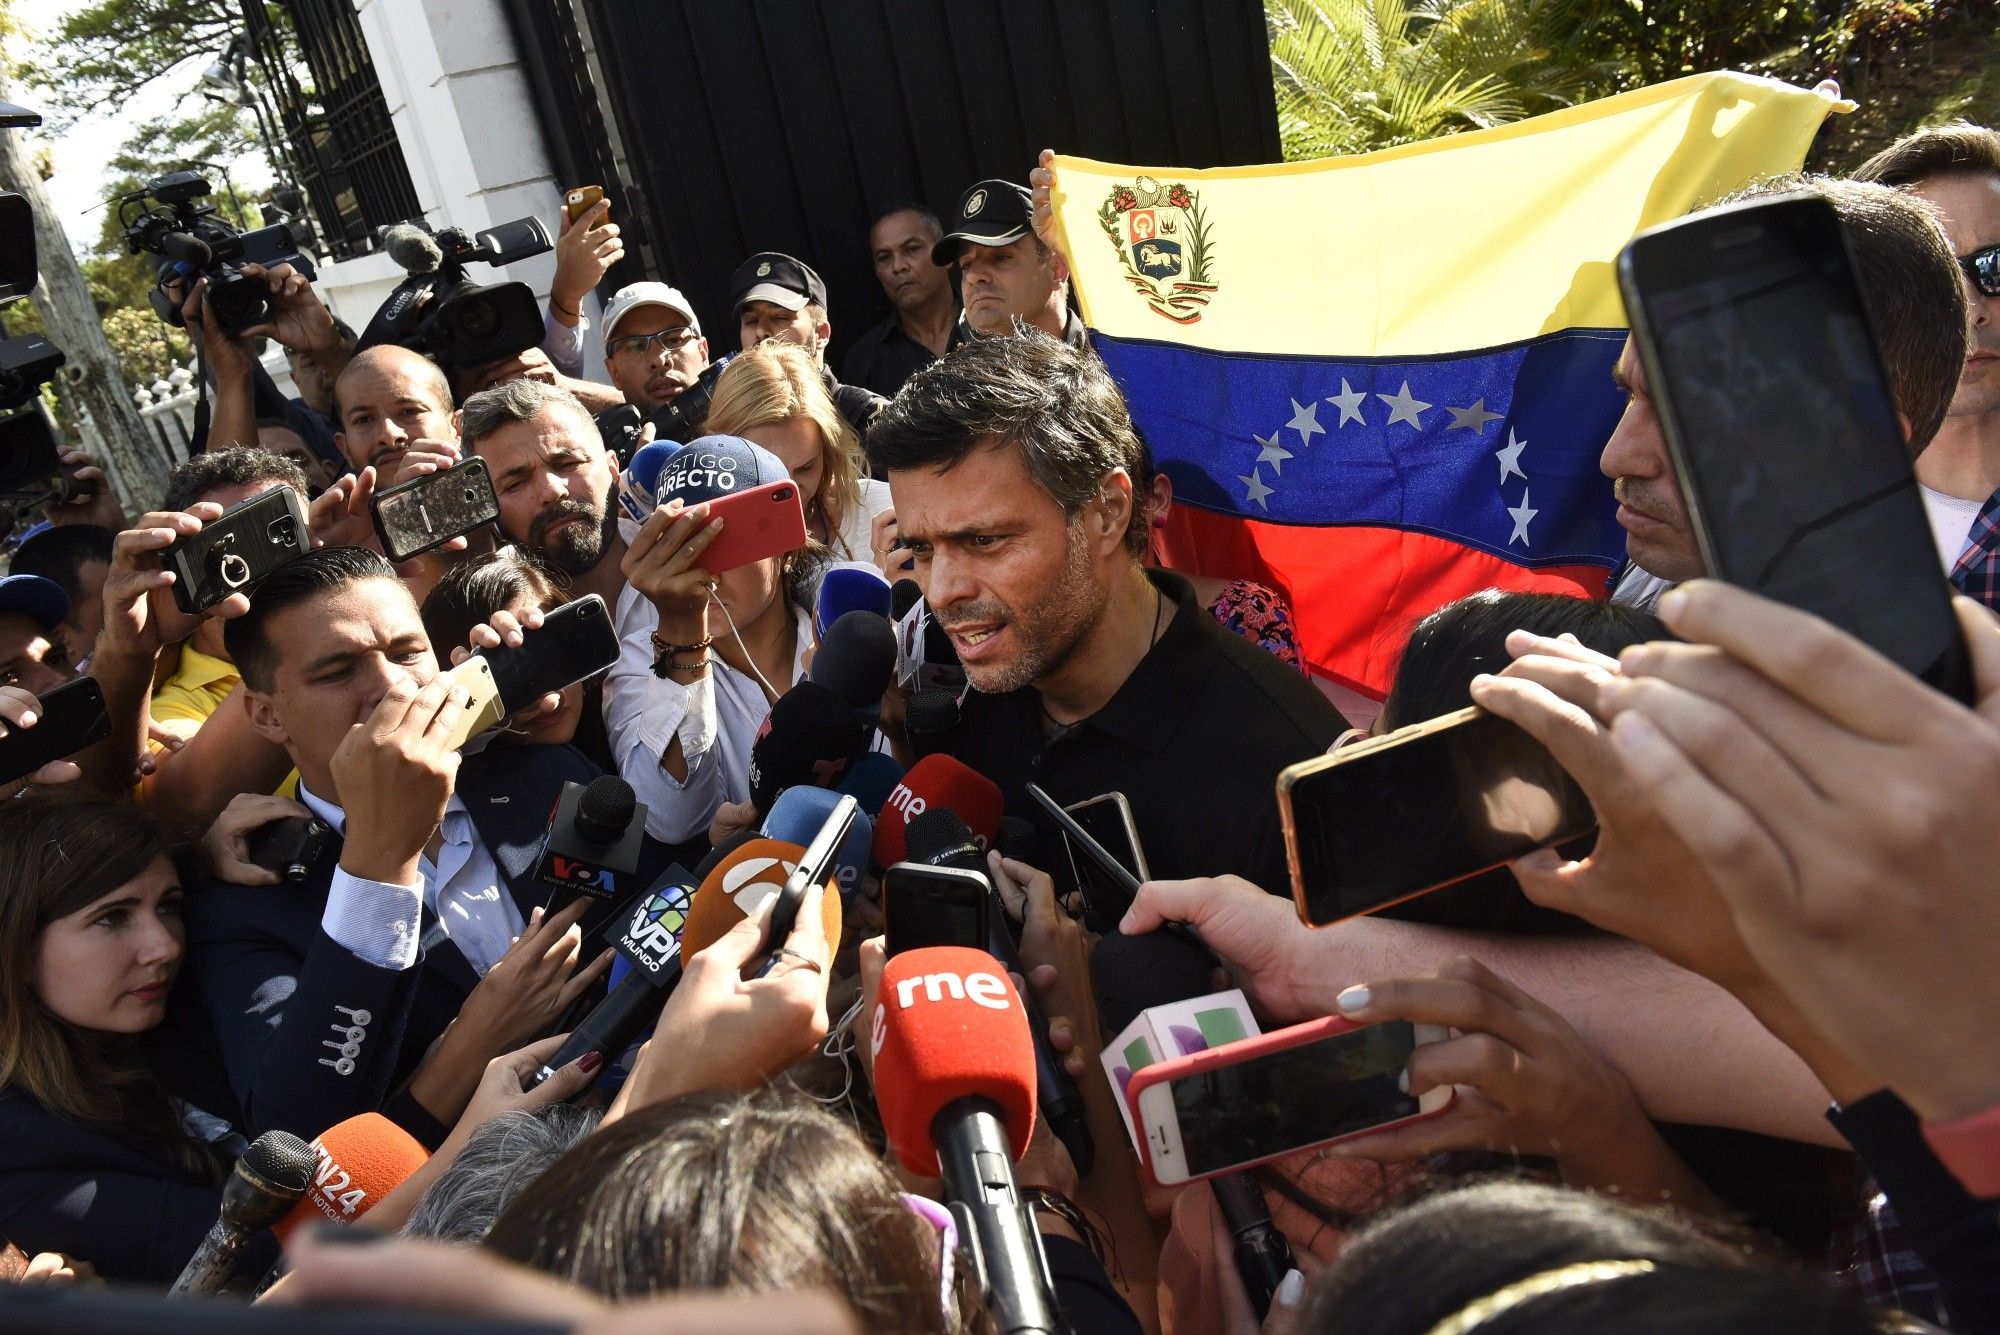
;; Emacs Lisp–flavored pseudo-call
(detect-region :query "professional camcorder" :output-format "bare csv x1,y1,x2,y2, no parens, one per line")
119,170,316,332
357,217,552,370
0,99,77,539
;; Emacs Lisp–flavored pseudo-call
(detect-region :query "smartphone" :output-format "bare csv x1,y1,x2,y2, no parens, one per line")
167,485,309,613
370,458,500,562
1277,707,1596,927
1620,192,1972,700
754,792,858,973
1127,1016,1453,1186
0,677,109,786
436,655,505,751
1027,782,1143,918
1062,792,1150,924
473,594,620,717
695,480,808,573
563,184,605,225
883,862,990,957
244,814,333,882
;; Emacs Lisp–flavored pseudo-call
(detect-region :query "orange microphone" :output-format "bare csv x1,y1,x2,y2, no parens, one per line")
271,1112,430,1247
679,836,846,961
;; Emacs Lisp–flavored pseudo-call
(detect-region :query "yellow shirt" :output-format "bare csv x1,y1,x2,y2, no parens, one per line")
147,645,299,798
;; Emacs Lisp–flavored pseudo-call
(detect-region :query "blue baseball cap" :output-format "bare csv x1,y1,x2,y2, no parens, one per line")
652,435,791,510
0,574,68,630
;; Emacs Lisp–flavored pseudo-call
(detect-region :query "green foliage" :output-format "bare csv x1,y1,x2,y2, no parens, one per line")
100,305,192,387
1537,0,1835,91
1267,0,1622,160
22,0,245,119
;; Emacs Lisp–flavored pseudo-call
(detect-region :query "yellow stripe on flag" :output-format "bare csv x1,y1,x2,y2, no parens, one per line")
1050,72,1845,357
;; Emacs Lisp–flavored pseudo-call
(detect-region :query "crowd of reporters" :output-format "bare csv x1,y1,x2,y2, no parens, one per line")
0,114,1995,1335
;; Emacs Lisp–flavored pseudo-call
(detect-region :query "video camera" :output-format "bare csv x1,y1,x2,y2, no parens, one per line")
356,217,551,370
119,170,316,333
0,100,77,541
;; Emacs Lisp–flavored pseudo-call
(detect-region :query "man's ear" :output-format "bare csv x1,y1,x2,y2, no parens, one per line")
1049,247,1071,285
452,407,464,441
813,315,833,345
1095,469,1134,554
333,429,357,471
243,687,290,748
1899,410,1921,458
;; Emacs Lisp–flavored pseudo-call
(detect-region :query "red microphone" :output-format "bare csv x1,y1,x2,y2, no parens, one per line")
872,754,1003,869
871,947,1059,1333
271,1113,430,1247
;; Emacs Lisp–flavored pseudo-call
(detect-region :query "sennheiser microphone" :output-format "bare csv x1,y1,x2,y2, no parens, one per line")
747,680,869,815
905,686,961,758
903,808,1095,1177
873,948,1062,1335
383,222,445,274
1092,932,1296,1319
168,1131,315,1296
531,775,649,904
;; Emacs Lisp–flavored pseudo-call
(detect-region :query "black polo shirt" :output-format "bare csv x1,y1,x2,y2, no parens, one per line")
943,571,1345,897
947,306,1090,353
843,313,943,398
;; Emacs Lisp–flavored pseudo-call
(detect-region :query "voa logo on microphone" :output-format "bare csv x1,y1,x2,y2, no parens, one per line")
870,968,1011,1059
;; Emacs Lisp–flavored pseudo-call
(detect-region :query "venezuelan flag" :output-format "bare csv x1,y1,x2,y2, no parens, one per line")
1050,72,1844,696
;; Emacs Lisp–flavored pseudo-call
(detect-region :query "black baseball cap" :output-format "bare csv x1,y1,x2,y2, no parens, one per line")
729,252,829,315
933,180,1033,266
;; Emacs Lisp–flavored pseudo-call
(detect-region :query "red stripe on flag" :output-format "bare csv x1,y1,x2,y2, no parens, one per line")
1156,508,1612,698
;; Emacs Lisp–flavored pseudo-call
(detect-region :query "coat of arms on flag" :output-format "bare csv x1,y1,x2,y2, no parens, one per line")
1097,176,1218,324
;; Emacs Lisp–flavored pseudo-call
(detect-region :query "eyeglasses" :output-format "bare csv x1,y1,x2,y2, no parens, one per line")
610,327,698,357
1960,245,2000,299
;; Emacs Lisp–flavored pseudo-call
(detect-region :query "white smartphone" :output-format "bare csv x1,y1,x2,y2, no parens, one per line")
1127,1016,1453,1186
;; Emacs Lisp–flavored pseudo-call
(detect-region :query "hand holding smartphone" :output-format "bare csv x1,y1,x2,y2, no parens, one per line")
564,184,605,226
0,678,109,787
752,794,858,976
166,486,310,614
370,458,501,563
473,594,620,717
882,862,990,957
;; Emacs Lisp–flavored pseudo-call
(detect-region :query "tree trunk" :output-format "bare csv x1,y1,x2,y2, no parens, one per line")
0,68,174,513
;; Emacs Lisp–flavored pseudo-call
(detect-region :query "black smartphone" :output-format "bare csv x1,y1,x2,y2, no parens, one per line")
1620,192,1973,700
1061,792,1150,924
882,862,991,957
0,677,109,785
753,793,859,974
369,458,500,562
167,485,310,613
244,815,334,882
473,594,620,716
1277,707,1597,927
1026,782,1143,921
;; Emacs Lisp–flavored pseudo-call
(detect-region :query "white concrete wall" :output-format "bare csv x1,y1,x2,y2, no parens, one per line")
310,0,608,378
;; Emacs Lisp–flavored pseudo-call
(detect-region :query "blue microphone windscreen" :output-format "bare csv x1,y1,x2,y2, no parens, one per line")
619,440,681,522
760,784,874,900
836,751,904,819
815,563,894,636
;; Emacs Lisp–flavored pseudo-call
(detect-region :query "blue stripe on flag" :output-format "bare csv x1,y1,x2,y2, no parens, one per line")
1095,328,1629,568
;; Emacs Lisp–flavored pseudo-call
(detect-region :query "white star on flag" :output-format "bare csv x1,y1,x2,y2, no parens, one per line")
1240,467,1274,511
1254,431,1293,474
1377,381,1431,428
1495,429,1528,485
1507,489,1538,546
1286,398,1324,446
1325,379,1367,427
1446,398,1502,433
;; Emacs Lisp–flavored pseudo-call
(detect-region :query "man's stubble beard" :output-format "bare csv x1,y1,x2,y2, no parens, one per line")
965,522,1106,696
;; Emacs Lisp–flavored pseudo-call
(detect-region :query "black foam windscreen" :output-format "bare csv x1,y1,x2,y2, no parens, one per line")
903,806,981,870
1089,929,1219,1034
807,610,897,711
576,775,637,840
995,816,1037,864
905,687,961,737
890,578,923,621
748,681,868,813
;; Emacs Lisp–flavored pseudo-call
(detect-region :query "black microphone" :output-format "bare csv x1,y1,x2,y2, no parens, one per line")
807,609,897,721
890,578,923,621
532,775,649,905
1091,931,1296,1319
530,866,697,1088
903,808,1096,1178
995,815,1038,864
905,686,961,759
748,680,869,815
168,1131,316,1297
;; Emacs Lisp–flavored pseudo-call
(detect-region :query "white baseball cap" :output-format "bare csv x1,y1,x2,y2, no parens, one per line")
602,282,701,345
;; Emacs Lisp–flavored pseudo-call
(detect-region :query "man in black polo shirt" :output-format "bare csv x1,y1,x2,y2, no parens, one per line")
937,180,1090,352
872,329,1345,893
844,202,958,398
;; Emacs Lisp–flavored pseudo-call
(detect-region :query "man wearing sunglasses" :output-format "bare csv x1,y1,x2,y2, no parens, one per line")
601,282,712,413
1856,123,2000,573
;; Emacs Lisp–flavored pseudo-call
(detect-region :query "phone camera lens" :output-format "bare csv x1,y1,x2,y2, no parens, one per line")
269,518,297,544
774,487,793,502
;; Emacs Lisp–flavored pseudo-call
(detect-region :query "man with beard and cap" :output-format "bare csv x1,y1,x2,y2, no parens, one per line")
458,378,628,613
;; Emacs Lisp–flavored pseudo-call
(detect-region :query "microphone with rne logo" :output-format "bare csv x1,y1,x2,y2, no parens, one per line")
530,864,699,1088
532,775,649,905
271,1113,429,1248
872,753,1003,870
169,1130,316,1296
762,786,872,901
872,947,1061,1335
747,680,869,816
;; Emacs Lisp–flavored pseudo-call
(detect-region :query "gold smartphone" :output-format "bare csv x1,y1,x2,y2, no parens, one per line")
563,185,605,225
1276,706,1595,928
438,656,506,750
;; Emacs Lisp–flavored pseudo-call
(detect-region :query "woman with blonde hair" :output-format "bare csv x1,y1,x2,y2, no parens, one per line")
705,340,893,564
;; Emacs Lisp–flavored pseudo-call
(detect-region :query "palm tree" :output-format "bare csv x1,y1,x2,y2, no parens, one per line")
1267,0,1620,160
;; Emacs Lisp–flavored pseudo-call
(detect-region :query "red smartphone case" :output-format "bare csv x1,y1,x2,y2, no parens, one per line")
696,480,807,573
1123,1013,1455,1185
